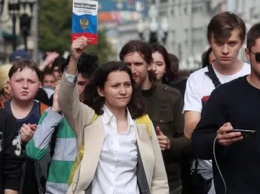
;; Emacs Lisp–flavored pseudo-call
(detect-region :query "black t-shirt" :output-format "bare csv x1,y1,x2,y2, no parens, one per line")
193,76,260,194
4,100,41,128
3,100,46,194
0,109,24,194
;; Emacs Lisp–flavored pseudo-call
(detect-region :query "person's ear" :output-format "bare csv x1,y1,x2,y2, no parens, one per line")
7,80,11,89
245,48,250,62
97,87,104,97
3,85,9,94
6,81,12,95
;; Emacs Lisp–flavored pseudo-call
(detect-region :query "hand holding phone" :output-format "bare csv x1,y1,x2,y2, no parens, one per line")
230,129,256,138
217,122,243,146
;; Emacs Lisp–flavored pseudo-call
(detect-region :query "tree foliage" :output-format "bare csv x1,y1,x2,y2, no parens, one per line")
87,29,116,65
39,0,114,64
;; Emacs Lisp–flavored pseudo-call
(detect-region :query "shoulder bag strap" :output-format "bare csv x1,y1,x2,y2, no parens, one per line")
205,64,221,88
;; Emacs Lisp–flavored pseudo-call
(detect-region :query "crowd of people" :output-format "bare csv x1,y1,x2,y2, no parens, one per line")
0,11,260,194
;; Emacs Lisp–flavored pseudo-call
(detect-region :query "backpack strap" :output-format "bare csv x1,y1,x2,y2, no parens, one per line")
136,114,152,138
205,64,221,88
39,102,49,115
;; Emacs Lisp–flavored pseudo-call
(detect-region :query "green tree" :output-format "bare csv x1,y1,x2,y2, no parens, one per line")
87,29,116,64
39,0,114,64
39,0,71,54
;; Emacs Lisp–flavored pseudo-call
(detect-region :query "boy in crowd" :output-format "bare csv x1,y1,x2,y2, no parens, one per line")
2,59,49,194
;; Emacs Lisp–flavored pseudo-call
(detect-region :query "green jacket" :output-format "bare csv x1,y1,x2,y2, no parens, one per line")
141,83,189,190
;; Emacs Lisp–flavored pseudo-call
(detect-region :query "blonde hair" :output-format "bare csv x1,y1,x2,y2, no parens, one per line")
0,64,12,92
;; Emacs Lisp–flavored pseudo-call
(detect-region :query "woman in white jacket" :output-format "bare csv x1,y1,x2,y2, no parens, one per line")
58,37,169,194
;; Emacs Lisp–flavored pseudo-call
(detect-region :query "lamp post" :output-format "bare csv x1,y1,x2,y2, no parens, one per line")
137,4,169,45
8,0,35,51
8,0,20,51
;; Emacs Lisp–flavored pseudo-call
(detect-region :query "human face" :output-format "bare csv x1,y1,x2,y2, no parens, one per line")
210,29,242,67
42,74,56,88
123,52,152,88
77,73,89,95
8,67,40,103
97,71,132,112
152,51,166,82
245,38,260,78
53,66,62,81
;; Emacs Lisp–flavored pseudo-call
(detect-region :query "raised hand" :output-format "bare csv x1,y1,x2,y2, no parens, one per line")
71,36,88,61
66,36,88,75
51,84,61,113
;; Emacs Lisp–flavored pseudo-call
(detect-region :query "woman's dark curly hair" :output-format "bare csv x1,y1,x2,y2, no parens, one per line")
82,61,146,119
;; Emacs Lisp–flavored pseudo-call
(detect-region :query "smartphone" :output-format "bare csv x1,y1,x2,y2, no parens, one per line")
230,129,256,138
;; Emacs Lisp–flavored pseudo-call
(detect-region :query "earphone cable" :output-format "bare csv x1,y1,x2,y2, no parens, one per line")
213,136,227,194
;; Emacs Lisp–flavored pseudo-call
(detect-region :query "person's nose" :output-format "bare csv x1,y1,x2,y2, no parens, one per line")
130,64,135,73
222,44,229,54
119,85,126,95
151,62,157,72
22,81,28,88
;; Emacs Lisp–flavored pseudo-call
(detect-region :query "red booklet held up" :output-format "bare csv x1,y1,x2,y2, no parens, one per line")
72,0,98,44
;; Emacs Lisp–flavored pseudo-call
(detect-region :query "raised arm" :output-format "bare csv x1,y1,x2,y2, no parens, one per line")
58,37,94,145
66,37,87,75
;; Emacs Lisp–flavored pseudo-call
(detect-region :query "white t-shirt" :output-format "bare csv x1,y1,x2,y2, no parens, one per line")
184,62,251,113
184,62,250,194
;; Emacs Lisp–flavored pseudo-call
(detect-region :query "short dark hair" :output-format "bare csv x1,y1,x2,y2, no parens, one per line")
119,40,153,65
41,68,55,83
151,44,178,83
9,59,41,81
207,11,246,44
77,52,99,79
247,23,260,50
51,56,65,72
83,61,145,119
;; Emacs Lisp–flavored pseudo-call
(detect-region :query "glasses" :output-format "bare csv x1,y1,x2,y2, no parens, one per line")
250,50,260,62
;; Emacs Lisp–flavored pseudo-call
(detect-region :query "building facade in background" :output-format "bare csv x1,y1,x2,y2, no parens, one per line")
100,0,260,70
1,0,260,67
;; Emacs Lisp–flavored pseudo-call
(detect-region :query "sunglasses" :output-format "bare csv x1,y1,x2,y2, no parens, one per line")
250,50,260,62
